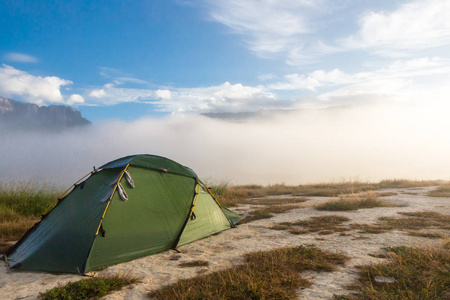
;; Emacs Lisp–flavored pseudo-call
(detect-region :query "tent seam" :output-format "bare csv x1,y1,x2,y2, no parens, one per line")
83,164,130,274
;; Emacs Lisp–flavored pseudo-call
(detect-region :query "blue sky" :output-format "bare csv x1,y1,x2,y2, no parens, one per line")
1,0,450,122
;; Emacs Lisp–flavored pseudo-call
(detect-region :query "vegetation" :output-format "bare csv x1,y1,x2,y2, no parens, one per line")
315,191,394,211
212,179,441,207
272,215,350,235
149,245,348,300
334,243,450,300
380,211,450,231
38,274,139,300
179,260,209,268
0,181,60,253
239,205,299,225
351,211,449,236
378,179,441,189
428,182,450,197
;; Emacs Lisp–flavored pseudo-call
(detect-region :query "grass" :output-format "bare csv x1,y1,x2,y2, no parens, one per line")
242,197,308,206
351,211,450,236
315,191,394,211
0,181,60,250
294,182,377,197
378,179,441,189
272,215,350,235
213,179,442,207
179,260,209,268
380,211,450,231
38,273,139,300
149,245,348,300
349,223,388,234
407,231,447,239
270,210,449,238
428,182,450,197
334,243,450,300
238,205,299,225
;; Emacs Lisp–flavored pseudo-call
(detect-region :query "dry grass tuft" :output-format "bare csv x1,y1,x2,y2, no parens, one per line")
315,191,394,211
428,182,450,197
349,223,388,234
407,231,447,239
351,211,450,237
179,260,209,268
239,205,299,225
242,197,308,206
335,243,450,300
214,179,444,207
149,245,348,300
272,215,351,235
380,211,450,230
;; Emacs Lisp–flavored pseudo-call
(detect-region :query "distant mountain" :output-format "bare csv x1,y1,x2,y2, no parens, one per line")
0,97,91,131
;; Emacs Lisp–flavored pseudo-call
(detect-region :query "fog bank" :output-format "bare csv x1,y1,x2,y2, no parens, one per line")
1,101,449,187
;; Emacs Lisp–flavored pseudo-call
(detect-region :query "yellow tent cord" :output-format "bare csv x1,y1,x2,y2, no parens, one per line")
189,183,201,216
95,164,130,235
42,171,94,216
201,183,223,209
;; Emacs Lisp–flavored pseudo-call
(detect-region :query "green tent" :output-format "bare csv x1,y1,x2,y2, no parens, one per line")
3,154,241,274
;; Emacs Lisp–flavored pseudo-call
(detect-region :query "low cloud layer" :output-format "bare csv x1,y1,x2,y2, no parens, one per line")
2,101,449,187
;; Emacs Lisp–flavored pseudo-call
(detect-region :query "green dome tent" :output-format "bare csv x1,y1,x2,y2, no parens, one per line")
3,154,241,274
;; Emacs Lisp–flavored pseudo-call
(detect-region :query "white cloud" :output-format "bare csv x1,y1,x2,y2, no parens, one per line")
342,0,450,56
3,52,38,63
206,0,326,56
258,73,277,81
159,82,279,113
0,64,73,105
98,66,147,85
89,89,107,98
155,89,171,100
269,57,450,91
68,94,84,104
85,81,281,113
206,0,450,65
86,85,156,105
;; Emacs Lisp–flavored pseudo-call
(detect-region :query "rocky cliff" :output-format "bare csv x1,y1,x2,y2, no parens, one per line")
0,97,91,131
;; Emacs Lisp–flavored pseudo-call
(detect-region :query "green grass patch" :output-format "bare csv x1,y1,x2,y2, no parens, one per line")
38,273,139,300
0,181,61,245
0,181,60,218
149,245,348,300
315,191,394,211
337,244,450,300
179,260,209,268
272,215,350,235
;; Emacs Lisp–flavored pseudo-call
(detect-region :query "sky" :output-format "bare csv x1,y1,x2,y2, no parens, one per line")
1,0,450,185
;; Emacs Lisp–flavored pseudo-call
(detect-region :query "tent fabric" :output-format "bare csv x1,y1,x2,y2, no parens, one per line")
85,166,196,271
100,154,197,179
3,155,241,274
177,185,231,247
